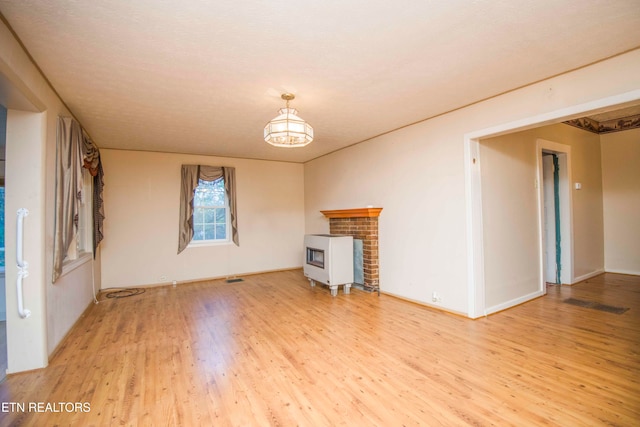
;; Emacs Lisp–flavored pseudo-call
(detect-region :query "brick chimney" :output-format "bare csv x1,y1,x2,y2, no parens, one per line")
321,208,382,292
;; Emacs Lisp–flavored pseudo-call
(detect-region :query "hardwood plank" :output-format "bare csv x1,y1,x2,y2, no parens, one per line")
0,271,638,425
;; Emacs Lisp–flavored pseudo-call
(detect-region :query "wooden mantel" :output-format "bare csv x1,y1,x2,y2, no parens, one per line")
321,207,383,219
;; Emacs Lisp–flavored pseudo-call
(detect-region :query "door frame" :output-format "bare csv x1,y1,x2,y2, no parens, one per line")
537,140,573,287
464,89,640,318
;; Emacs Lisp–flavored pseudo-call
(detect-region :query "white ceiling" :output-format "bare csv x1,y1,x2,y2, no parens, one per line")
1,0,639,163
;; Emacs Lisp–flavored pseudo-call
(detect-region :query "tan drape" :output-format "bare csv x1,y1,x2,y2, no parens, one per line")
52,117,105,282
80,129,105,256
52,117,84,282
177,165,239,254
222,167,239,246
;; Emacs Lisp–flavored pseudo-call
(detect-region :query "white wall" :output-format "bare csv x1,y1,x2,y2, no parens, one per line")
4,111,48,370
481,124,604,309
601,128,640,274
305,115,470,313
1,19,98,370
305,49,640,316
480,131,540,308
100,149,305,288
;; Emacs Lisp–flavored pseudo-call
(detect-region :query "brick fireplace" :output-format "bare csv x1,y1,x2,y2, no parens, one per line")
321,207,382,292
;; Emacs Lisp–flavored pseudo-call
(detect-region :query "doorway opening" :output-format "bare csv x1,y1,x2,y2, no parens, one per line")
537,139,573,288
542,152,561,284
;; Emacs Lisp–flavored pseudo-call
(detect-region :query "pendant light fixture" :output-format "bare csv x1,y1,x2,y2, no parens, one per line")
264,93,313,147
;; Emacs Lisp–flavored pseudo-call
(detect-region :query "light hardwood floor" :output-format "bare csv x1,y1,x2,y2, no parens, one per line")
0,271,638,426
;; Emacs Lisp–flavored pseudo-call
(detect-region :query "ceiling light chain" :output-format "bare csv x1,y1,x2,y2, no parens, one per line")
264,93,314,148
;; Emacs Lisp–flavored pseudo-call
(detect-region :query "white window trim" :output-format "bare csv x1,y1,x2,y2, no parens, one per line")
187,239,234,249
61,251,92,276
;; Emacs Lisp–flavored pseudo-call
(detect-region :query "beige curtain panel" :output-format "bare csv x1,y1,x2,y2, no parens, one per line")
52,117,105,283
52,117,84,283
80,128,105,257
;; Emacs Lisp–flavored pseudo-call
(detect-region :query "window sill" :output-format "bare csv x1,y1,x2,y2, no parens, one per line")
187,240,232,249
61,252,92,277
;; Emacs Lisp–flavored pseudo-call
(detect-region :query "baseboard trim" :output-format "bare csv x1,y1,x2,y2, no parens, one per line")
379,290,468,318
46,299,97,363
572,269,605,284
485,290,546,316
100,267,304,290
604,269,640,276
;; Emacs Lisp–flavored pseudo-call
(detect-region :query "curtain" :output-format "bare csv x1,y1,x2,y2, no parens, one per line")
177,165,201,253
52,117,105,282
80,129,105,256
223,167,239,246
92,162,105,257
52,117,84,282
177,164,239,254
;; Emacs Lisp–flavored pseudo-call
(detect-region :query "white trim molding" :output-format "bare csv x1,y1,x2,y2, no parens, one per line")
485,290,546,316
573,269,606,284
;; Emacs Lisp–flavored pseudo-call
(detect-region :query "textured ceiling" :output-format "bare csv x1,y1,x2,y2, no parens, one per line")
1,1,639,163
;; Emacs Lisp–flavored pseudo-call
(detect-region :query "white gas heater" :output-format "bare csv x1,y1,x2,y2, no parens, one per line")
303,234,354,296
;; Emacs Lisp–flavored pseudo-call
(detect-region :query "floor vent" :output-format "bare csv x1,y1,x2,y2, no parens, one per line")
226,278,244,283
563,298,629,314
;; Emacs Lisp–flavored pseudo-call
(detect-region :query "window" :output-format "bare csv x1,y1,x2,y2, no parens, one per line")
65,167,93,261
177,164,238,254
192,178,229,242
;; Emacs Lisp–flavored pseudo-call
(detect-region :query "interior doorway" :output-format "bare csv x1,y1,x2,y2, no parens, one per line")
465,90,640,318
542,152,561,284
537,139,573,287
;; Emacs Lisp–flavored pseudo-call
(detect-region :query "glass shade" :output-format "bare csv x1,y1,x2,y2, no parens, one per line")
264,107,313,147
